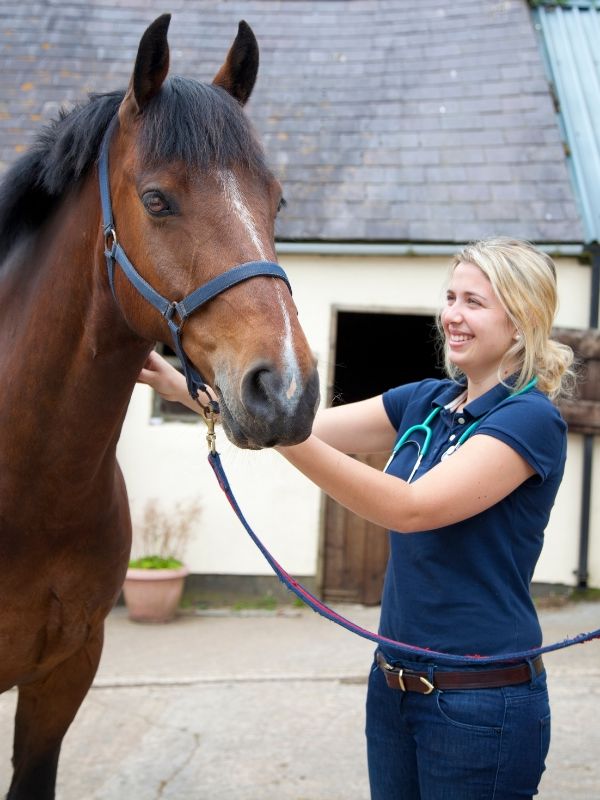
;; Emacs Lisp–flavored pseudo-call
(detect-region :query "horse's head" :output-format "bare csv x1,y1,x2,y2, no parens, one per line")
103,15,319,448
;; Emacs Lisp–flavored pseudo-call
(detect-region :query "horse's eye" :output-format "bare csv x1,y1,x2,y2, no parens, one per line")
276,196,287,215
142,191,170,216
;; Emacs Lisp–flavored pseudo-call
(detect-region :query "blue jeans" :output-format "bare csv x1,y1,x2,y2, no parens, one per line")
366,655,551,800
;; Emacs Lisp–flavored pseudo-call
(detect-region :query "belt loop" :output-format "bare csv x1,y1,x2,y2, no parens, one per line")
427,663,435,686
527,657,541,688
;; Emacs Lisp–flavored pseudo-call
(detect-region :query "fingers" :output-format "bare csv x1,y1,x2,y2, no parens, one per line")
137,368,155,385
144,350,168,372
136,349,216,411
137,350,174,391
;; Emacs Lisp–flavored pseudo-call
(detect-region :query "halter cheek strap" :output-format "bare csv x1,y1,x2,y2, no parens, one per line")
98,118,291,402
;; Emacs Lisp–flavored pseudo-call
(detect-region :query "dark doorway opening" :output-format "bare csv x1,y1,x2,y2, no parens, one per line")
322,311,442,605
331,311,443,405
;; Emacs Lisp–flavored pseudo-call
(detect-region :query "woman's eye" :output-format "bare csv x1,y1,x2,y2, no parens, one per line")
142,191,170,216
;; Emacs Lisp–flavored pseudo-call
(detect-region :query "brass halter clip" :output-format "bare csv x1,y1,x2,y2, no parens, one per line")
200,403,219,455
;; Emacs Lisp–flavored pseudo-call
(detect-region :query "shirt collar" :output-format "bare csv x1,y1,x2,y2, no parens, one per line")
432,379,513,420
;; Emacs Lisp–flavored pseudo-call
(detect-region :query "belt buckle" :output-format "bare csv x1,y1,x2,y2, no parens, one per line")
396,668,407,692
402,668,434,695
379,654,434,694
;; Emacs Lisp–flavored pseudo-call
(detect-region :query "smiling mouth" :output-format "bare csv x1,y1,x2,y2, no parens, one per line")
448,333,473,343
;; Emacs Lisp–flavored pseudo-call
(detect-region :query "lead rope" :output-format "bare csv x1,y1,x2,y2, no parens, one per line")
203,423,600,666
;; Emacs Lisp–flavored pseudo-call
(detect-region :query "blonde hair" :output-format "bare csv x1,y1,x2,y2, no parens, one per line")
440,237,575,400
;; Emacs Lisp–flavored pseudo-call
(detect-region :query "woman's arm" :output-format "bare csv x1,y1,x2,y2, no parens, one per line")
139,351,396,454
277,433,535,533
139,354,535,530
312,395,397,453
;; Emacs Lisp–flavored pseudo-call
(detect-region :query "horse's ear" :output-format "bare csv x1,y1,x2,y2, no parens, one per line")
121,14,171,119
212,21,259,106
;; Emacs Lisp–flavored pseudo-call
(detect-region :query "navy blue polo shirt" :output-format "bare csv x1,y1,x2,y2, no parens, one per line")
380,378,567,662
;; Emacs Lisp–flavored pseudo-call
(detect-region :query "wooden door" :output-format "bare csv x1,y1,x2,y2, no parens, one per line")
322,309,440,605
322,452,390,605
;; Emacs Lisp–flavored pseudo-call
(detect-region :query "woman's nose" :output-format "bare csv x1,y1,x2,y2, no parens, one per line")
445,305,463,323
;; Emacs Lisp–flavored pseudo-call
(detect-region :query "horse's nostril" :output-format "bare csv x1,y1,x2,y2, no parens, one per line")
236,362,319,446
241,363,279,416
250,368,271,404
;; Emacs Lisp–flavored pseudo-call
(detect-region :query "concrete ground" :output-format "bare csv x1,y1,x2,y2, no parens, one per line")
0,601,598,799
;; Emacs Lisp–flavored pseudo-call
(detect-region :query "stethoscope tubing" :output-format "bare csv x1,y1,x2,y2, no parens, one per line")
385,377,538,478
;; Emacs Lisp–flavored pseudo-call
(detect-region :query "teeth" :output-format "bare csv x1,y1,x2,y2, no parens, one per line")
450,334,472,342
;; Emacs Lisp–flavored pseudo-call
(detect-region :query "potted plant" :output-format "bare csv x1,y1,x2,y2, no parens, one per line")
123,497,200,623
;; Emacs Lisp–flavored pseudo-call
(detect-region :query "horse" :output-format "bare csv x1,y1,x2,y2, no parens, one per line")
0,15,319,799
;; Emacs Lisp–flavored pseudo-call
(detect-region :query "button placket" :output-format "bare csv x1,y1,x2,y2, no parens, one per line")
426,409,457,467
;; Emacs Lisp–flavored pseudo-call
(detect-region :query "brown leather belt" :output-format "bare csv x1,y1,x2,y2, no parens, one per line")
376,651,544,695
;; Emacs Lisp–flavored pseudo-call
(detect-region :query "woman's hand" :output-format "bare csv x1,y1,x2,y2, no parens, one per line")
137,350,217,415
138,350,188,403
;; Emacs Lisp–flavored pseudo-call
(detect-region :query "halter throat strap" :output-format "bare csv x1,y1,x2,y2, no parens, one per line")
98,118,291,401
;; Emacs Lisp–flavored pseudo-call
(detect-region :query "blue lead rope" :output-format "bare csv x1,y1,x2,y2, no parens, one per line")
208,449,600,666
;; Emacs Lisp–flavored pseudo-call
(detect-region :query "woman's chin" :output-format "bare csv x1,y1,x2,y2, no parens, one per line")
447,350,469,368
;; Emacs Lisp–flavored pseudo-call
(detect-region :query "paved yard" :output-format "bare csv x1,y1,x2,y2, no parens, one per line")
1,602,598,799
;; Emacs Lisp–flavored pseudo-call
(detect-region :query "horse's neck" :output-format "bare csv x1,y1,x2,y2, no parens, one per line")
0,176,151,481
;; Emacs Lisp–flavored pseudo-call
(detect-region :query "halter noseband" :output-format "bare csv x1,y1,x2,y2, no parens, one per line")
98,118,291,403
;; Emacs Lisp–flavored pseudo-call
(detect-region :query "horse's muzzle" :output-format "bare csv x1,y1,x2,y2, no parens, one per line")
219,363,320,448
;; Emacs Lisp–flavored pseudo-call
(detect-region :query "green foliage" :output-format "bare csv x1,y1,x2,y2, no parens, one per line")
529,0,599,8
529,0,576,7
232,593,278,611
571,587,600,603
129,555,184,570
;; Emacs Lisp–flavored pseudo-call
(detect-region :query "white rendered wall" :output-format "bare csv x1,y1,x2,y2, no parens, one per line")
117,253,597,587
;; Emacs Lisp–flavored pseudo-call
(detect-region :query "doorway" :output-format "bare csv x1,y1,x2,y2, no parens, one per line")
322,310,442,605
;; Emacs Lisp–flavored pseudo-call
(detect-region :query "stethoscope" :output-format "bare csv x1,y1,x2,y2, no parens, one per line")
384,377,538,482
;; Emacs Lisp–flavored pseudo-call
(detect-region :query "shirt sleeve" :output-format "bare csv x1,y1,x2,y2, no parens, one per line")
382,382,423,431
474,392,567,481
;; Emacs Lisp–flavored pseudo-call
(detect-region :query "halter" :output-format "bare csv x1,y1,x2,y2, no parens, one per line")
98,117,291,404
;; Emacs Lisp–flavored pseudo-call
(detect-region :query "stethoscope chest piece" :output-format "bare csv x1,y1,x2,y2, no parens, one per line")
440,443,458,460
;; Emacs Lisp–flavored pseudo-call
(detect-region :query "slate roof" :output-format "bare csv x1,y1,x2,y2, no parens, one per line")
0,0,585,244
533,2,600,243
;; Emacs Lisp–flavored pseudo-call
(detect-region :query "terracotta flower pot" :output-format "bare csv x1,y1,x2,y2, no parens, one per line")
123,566,189,623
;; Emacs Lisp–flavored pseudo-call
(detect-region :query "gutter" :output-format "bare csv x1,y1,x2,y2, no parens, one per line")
275,242,585,258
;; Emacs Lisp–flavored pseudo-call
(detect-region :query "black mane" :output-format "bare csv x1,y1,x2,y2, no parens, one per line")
0,76,268,257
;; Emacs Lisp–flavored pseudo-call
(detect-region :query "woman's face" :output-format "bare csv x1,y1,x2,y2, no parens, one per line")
441,261,517,383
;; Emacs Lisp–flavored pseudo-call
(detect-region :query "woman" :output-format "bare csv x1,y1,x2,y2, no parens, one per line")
140,237,574,799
